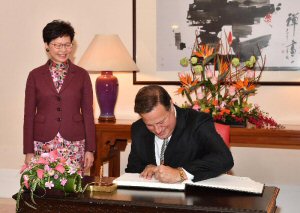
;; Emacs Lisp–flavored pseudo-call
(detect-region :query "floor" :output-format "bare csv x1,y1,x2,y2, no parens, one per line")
0,198,16,212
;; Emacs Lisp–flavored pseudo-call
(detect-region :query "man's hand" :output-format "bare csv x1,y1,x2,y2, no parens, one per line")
154,165,183,183
140,164,157,179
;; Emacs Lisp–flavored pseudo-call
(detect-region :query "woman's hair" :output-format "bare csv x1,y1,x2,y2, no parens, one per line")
43,20,75,44
134,85,171,114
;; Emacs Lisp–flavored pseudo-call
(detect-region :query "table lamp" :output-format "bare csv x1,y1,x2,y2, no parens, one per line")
78,35,138,122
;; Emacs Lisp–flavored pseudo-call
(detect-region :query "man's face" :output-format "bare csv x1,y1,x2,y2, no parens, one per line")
140,103,176,139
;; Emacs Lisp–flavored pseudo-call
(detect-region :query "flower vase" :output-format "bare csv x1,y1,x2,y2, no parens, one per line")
216,120,247,128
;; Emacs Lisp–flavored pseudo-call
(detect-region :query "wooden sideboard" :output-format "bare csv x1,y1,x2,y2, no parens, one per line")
91,120,300,177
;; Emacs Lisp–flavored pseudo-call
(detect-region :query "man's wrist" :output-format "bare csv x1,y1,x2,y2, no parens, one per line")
177,167,187,182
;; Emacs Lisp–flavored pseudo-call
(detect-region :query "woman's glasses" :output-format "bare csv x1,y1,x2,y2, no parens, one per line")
50,43,73,49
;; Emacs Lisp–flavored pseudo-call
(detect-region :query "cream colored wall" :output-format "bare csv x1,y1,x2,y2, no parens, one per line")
0,0,137,169
1,0,299,169
0,0,300,210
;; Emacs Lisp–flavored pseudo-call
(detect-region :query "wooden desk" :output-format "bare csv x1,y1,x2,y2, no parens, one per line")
14,177,279,213
92,120,300,177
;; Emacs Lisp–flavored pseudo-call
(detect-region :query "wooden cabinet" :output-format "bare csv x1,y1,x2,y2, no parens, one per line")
91,120,300,177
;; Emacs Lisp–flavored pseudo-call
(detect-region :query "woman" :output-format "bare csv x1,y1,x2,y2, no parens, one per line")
23,20,95,172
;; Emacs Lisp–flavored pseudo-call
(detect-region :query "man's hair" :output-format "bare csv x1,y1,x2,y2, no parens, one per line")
43,20,75,44
134,85,171,114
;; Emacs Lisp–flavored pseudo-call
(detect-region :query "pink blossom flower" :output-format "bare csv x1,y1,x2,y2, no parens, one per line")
220,101,226,108
23,175,30,189
77,170,83,176
44,165,50,171
41,153,50,158
45,181,54,189
60,157,67,164
24,180,29,189
49,150,58,161
48,169,55,176
60,178,67,186
55,164,65,174
210,76,218,85
68,167,77,175
192,104,200,110
197,92,204,99
23,175,29,181
229,86,236,96
205,69,213,78
54,174,59,179
37,169,44,179
37,157,48,165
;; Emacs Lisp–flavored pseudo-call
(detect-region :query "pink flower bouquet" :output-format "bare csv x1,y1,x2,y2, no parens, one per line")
17,150,83,210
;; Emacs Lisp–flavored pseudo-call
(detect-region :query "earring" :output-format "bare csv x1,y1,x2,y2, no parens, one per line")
46,48,49,52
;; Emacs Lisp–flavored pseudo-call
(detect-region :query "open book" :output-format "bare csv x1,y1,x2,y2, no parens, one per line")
113,173,264,194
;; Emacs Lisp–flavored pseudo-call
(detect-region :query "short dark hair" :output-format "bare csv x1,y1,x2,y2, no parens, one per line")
134,85,171,114
43,20,75,44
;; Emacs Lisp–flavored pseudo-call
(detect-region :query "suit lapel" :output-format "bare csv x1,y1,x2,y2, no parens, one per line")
41,62,58,94
59,61,76,94
145,133,157,165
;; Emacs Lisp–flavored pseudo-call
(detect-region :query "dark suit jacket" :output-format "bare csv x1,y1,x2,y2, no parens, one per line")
125,105,234,182
23,60,96,154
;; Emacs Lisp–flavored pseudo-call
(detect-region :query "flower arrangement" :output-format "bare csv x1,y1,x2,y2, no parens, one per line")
177,30,282,128
17,150,83,210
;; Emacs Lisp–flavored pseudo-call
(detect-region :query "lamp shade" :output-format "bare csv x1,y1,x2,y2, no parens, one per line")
78,35,138,122
78,34,138,72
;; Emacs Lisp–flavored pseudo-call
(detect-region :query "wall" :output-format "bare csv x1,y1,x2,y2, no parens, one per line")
0,0,299,212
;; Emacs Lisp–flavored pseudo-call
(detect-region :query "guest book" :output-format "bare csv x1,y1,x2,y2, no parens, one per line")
113,173,264,194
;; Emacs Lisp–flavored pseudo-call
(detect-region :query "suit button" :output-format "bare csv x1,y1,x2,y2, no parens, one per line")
57,96,61,101
57,107,61,111
57,118,62,122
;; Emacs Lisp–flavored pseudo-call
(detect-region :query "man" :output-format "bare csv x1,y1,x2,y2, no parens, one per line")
125,85,234,183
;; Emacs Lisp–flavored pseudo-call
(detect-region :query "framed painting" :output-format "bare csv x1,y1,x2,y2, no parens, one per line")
133,0,300,85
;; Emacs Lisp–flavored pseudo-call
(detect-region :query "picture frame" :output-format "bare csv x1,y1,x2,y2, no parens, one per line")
132,0,300,85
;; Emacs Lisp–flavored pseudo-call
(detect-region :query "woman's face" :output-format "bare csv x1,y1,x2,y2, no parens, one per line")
45,36,73,64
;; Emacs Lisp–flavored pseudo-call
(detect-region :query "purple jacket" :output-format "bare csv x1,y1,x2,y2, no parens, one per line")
23,60,96,154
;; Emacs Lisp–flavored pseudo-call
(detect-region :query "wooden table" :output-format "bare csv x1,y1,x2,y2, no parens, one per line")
14,177,279,213
92,120,300,177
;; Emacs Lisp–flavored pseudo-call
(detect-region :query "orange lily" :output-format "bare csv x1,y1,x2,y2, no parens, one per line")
212,99,218,106
219,58,229,74
233,78,256,91
203,108,210,113
176,73,198,94
194,44,214,59
179,73,198,87
220,108,231,115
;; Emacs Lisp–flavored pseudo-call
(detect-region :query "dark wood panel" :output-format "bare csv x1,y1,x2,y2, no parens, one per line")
13,176,279,213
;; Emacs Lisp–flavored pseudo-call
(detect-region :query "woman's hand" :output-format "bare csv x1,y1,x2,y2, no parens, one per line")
24,153,34,165
84,151,94,172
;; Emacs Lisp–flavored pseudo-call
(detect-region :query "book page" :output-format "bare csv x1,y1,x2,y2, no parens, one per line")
188,174,264,194
113,173,187,190
113,173,264,194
